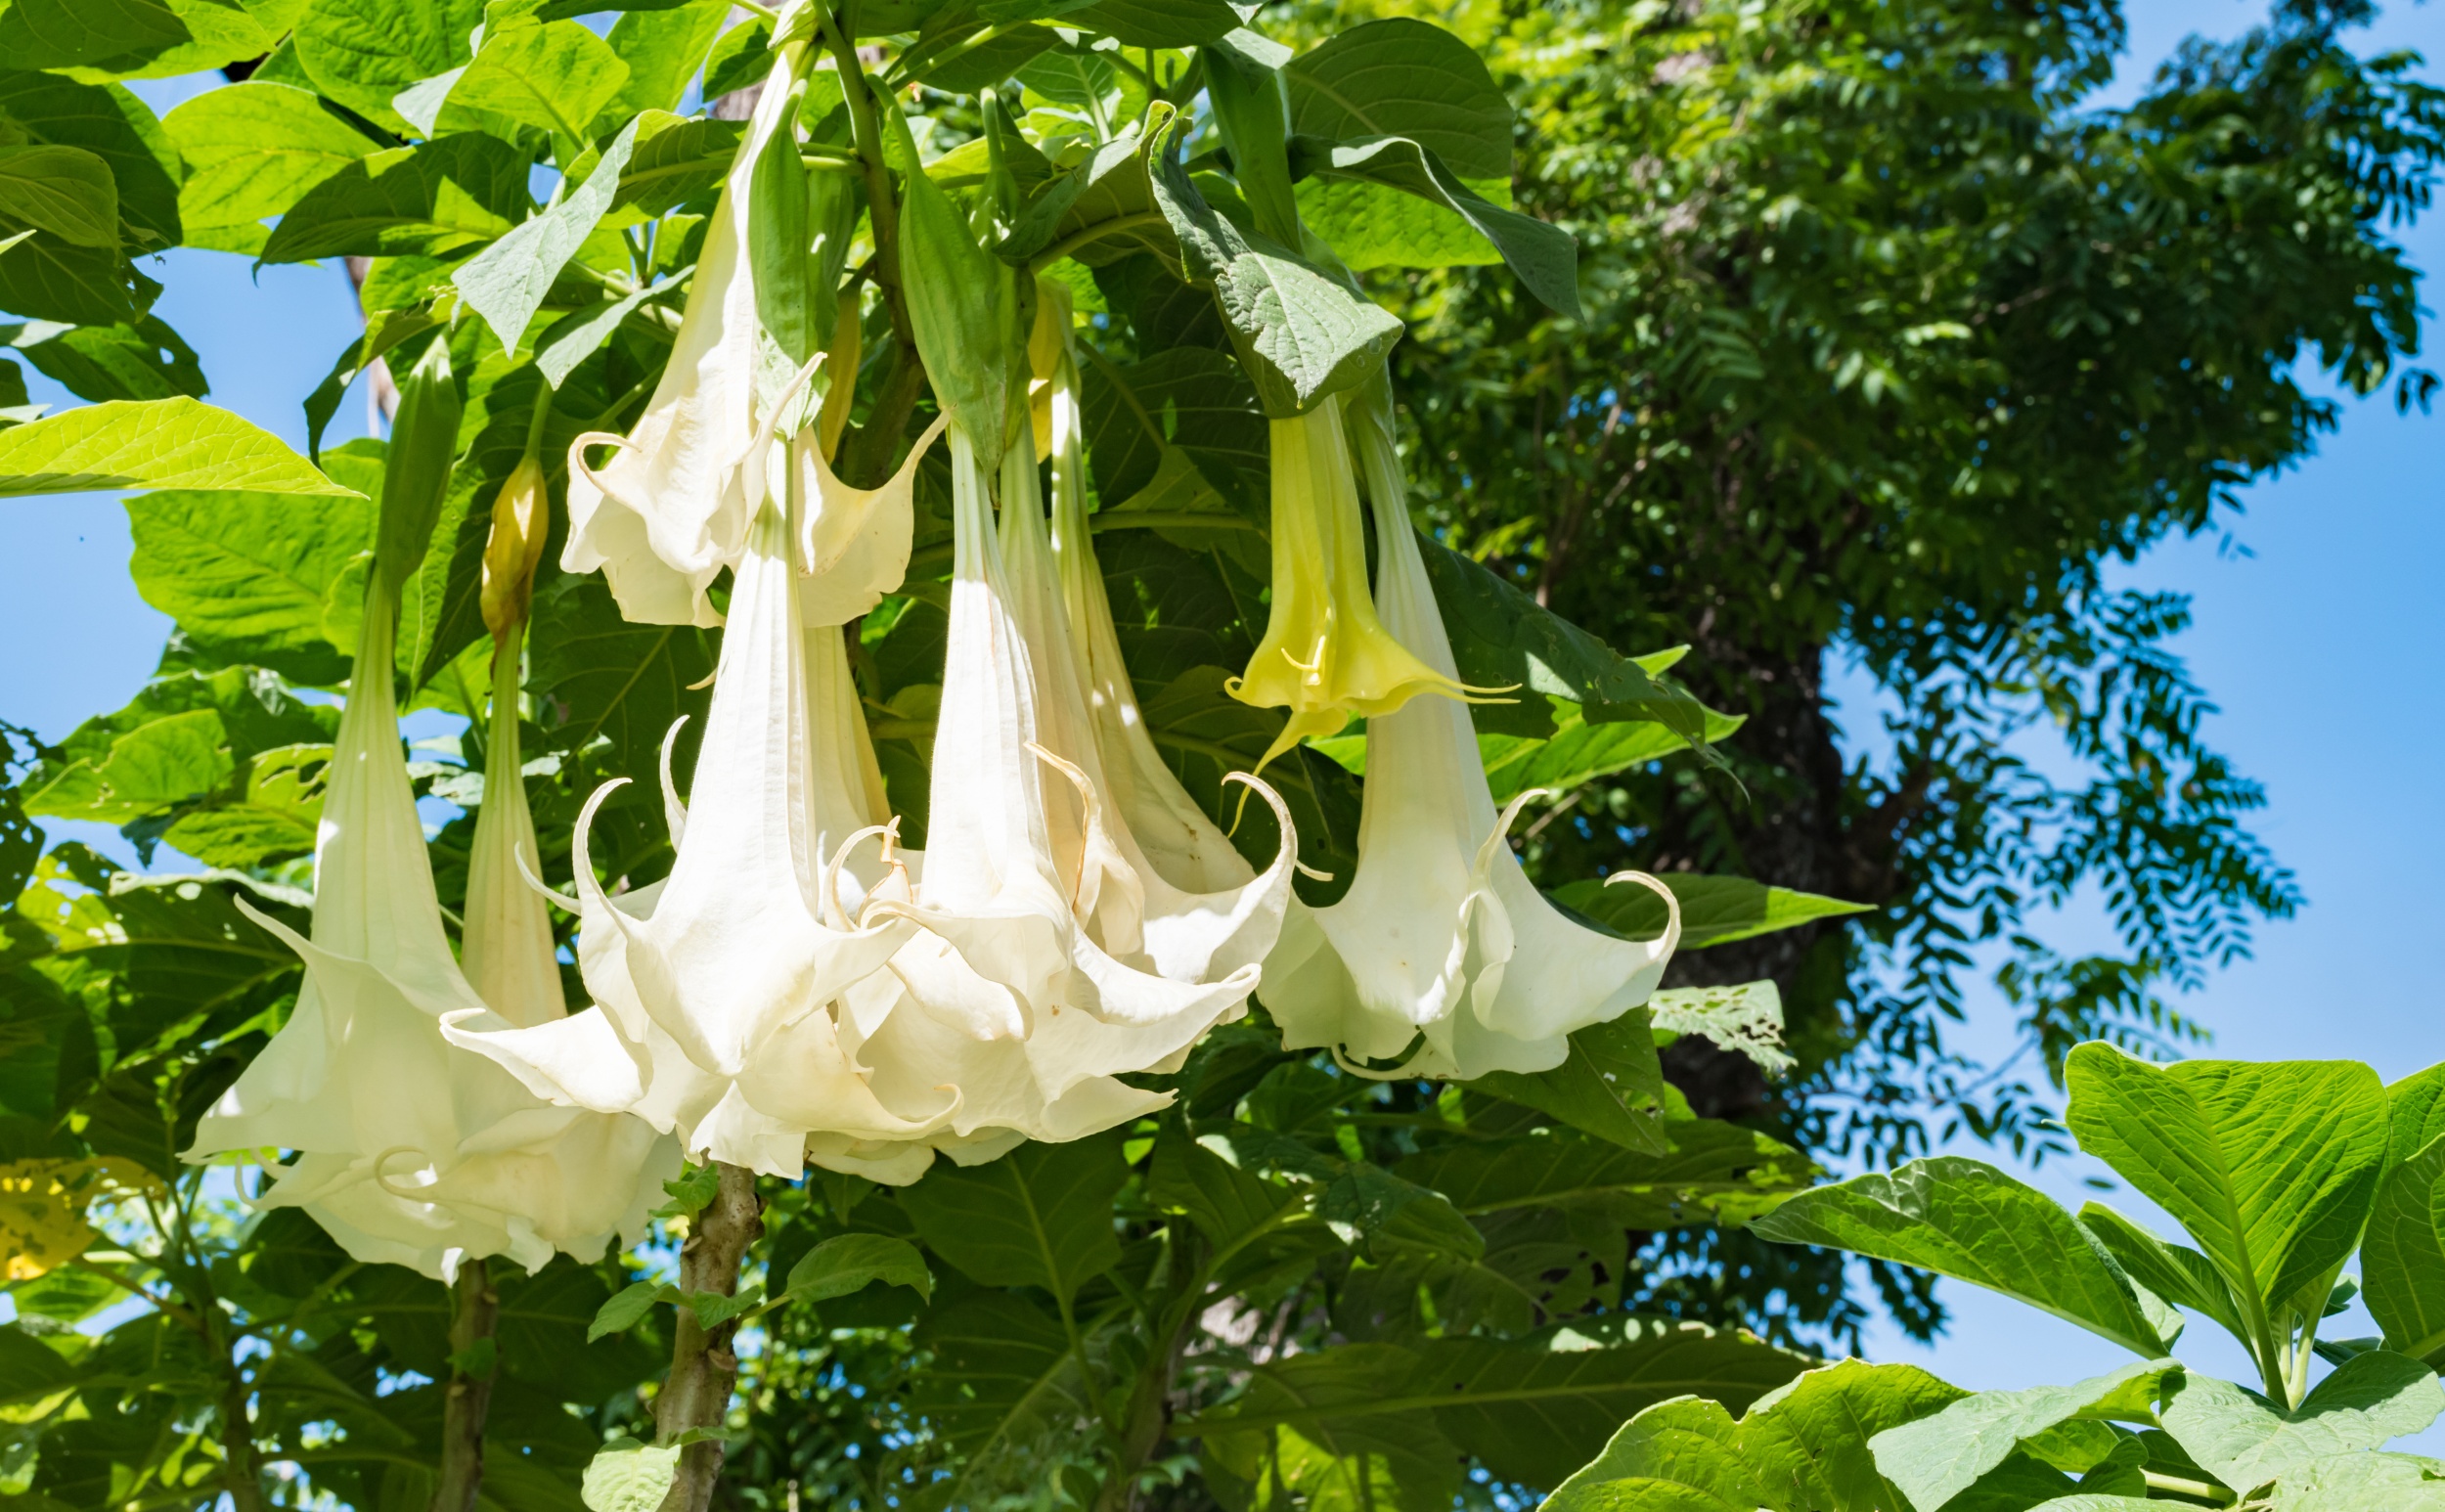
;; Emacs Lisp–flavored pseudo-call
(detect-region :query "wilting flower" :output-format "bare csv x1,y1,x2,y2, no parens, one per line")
1259,378,1681,1080
1229,395,1488,768
559,33,803,627
187,486,676,1280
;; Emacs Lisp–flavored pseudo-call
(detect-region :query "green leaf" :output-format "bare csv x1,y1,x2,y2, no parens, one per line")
580,1440,680,1512
7,316,204,403
294,0,486,135
897,1133,1128,1305
125,482,372,682
1068,0,1239,46
1078,341,1267,511
697,16,770,100
2065,1045,2392,1329
0,232,154,325
926,24,1058,92
258,133,531,262
2078,1201,2250,1354
528,567,715,781
1290,134,1578,316
603,111,740,220
1282,17,1513,180
20,667,334,826
1552,873,1872,951
0,0,189,72
907,1294,1097,1497
747,90,818,365
1646,982,1796,1076
55,0,292,82
0,396,354,499
1867,1360,2176,1512
999,128,1177,272
586,1280,669,1343
161,742,328,868
456,114,641,356
1148,1126,1304,1250
778,1234,932,1306
533,275,678,388
1295,167,1507,274
1198,1344,1467,1512
0,70,183,247
1477,695,1745,803
164,82,381,256
0,146,117,249
1149,146,1401,417
1403,1119,1817,1229
2252,1449,2445,1510
1546,1359,1970,1512
2365,1132,2445,1366
434,20,632,146
2390,1064,2445,1157
2158,1351,2445,1491
1470,1009,1669,1154
1750,1156,2172,1356
606,0,731,116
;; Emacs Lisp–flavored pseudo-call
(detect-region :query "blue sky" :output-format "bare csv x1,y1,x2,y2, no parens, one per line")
1,0,2439,1430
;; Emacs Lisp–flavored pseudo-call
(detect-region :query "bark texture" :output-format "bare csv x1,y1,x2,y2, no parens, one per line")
432,1258,499,1512
655,1164,765,1512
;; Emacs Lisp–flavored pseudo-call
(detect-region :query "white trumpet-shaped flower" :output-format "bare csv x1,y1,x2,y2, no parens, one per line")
1259,379,1681,1081
186,574,675,1281
445,500,956,1178
1031,302,1295,977
559,22,805,627
811,425,1274,1181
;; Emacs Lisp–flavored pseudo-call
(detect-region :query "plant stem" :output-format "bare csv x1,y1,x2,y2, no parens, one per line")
655,1163,764,1512
431,1257,500,1512
2141,1469,2235,1504
216,1349,269,1512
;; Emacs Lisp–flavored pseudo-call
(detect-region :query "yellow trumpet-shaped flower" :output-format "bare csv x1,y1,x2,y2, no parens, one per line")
1259,378,1681,1081
1230,396,1489,769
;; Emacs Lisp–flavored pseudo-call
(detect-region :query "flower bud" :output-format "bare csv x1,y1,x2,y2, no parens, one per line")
479,455,549,644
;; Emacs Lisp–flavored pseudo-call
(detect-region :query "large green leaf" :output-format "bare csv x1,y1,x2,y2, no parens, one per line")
527,567,715,782
2365,1132,2445,1367
0,232,156,326
434,20,632,146
164,82,381,255
1477,695,1745,803
0,0,190,72
1147,1126,1306,1251
602,111,740,220
1552,872,1872,952
1867,1360,2174,1512
2077,1200,2251,1352
1282,17,1512,181
125,467,376,684
258,133,530,262
1401,1118,1815,1229
1197,1344,1467,1512
1546,1360,1970,1512
2064,1045,2391,1329
20,666,335,829
1290,135,1577,316
0,396,354,498
0,146,117,249
895,1133,1127,1307
456,114,640,355
294,0,487,134
1068,0,1238,46
2158,1351,2445,1492
1749,1156,2173,1356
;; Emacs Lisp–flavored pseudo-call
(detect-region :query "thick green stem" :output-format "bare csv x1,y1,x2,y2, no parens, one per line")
431,1258,500,1512
654,1164,764,1512
216,1348,268,1512
1090,1233,1206,1512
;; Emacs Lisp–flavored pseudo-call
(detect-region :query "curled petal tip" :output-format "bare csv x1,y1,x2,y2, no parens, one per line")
513,841,584,913
1600,869,1683,954
657,717,692,846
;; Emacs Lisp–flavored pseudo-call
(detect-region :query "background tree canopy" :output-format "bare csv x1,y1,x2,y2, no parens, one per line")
1300,0,2444,1346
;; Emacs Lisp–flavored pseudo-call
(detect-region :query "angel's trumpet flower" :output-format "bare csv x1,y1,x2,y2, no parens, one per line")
819,425,1266,1181
445,497,955,1178
558,15,806,627
187,408,674,1279
1258,378,1682,1080
1029,288,1295,977
1228,395,1494,769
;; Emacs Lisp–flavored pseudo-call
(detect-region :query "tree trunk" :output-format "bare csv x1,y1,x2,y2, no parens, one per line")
432,1257,499,1512
655,1164,764,1512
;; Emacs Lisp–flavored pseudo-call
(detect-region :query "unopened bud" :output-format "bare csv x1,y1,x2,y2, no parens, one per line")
480,455,549,643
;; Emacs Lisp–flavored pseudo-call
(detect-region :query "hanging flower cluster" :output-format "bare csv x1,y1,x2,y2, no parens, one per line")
192,15,1683,1236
